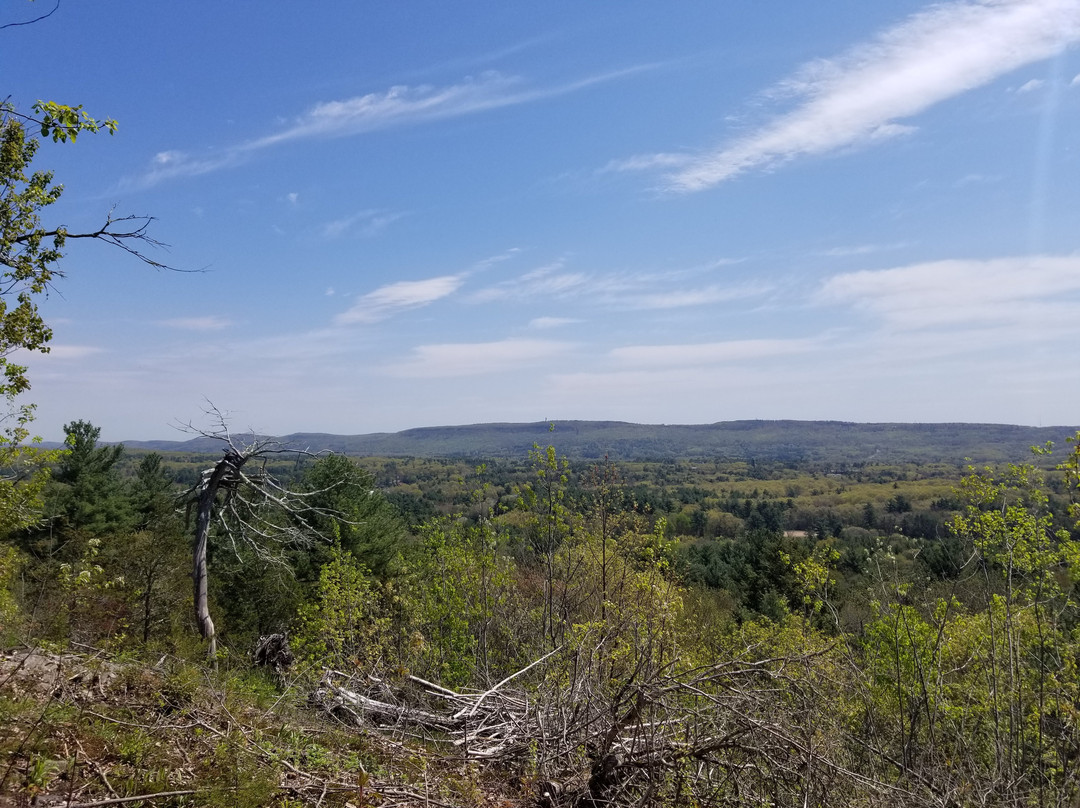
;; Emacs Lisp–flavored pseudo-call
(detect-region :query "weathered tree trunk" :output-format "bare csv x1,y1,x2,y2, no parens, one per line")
192,450,245,662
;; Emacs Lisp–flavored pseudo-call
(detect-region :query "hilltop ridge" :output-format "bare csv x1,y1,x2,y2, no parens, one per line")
116,419,1080,463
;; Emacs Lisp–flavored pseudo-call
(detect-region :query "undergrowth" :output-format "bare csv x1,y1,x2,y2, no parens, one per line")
0,646,513,807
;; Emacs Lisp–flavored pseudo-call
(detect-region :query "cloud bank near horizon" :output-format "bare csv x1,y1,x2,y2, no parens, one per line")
817,254,1080,335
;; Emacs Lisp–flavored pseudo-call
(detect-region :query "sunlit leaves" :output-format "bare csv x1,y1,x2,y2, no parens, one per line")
30,101,117,143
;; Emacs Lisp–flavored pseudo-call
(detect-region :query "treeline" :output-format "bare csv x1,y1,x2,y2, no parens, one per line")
121,420,1080,464
3,421,408,652
3,425,1080,806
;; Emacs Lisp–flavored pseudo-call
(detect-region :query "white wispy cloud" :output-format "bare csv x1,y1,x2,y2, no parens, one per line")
529,316,579,329
251,66,654,150
603,152,692,174
29,344,105,360
157,316,234,331
154,151,183,166
472,259,770,310
130,67,652,187
819,242,908,258
335,275,464,325
611,338,819,368
134,150,239,186
390,338,572,377
334,251,526,325
624,0,1080,191
520,264,588,294
817,254,1080,333
321,209,406,238
248,72,522,148
623,282,772,310
470,260,586,302
953,172,1001,187
471,248,523,273
1017,78,1046,93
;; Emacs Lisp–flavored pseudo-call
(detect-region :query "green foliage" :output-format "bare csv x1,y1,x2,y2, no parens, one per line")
952,454,1078,613
6,434,1080,805
862,593,1079,797
886,493,913,513
0,435,56,536
0,95,155,563
21,754,58,800
4,430,196,650
518,444,577,650
0,543,23,641
1059,432,1080,531
0,99,119,411
296,453,408,578
403,515,521,685
557,520,683,688
0,103,91,539
113,527,190,647
293,546,397,674
55,536,128,643
676,528,806,621
785,540,840,618
110,453,190,645
47,420,131,535
129,452,174,524
853,447,1080,801
518,444,574,557
0,107,61,402
29,101,117,143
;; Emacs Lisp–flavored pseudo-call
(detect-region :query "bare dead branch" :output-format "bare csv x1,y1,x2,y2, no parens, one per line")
12,210,200,273
0,0,60,30
62,790,199,808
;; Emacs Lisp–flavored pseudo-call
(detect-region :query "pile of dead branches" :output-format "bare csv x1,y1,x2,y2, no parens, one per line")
313,648,558,762
311,642,926,808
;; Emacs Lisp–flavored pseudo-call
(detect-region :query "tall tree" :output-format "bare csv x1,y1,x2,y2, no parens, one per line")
295,453,408,579
47,420,130,536
1,103,170,406
0,98,173,534
518,443,575,651
116,453,188,645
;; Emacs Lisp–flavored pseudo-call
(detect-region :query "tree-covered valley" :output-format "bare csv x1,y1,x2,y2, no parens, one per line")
3,418,1080,807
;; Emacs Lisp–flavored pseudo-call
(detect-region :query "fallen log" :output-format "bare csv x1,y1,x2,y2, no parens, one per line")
317,679,458,730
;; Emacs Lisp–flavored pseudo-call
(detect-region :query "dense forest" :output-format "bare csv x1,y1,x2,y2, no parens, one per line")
3,417,1080,807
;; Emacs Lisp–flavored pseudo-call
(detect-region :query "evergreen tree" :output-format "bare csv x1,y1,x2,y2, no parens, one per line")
47,420,131,537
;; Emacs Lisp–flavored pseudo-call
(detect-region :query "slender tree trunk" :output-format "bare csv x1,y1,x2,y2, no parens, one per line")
192,451,245,663
142,566,155,645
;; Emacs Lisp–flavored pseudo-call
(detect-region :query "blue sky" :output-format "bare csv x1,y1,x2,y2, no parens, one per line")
5,0,1080,442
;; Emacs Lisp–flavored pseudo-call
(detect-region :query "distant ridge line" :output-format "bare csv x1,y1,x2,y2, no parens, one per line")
108,420,1080,464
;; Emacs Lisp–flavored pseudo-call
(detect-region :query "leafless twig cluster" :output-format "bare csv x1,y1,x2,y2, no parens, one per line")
175,405,362,661
311,638,925,808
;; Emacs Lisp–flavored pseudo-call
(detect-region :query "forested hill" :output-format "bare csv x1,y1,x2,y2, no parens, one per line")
120,420,1079,463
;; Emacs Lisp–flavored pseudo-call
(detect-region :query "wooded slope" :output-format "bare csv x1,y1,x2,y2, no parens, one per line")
121,420,1080,463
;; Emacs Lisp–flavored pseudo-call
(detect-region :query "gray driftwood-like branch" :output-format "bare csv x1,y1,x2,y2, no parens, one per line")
176,405,356,663
311,643,920,808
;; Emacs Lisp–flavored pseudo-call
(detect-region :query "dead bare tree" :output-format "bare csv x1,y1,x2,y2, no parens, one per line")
177,406,357,662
